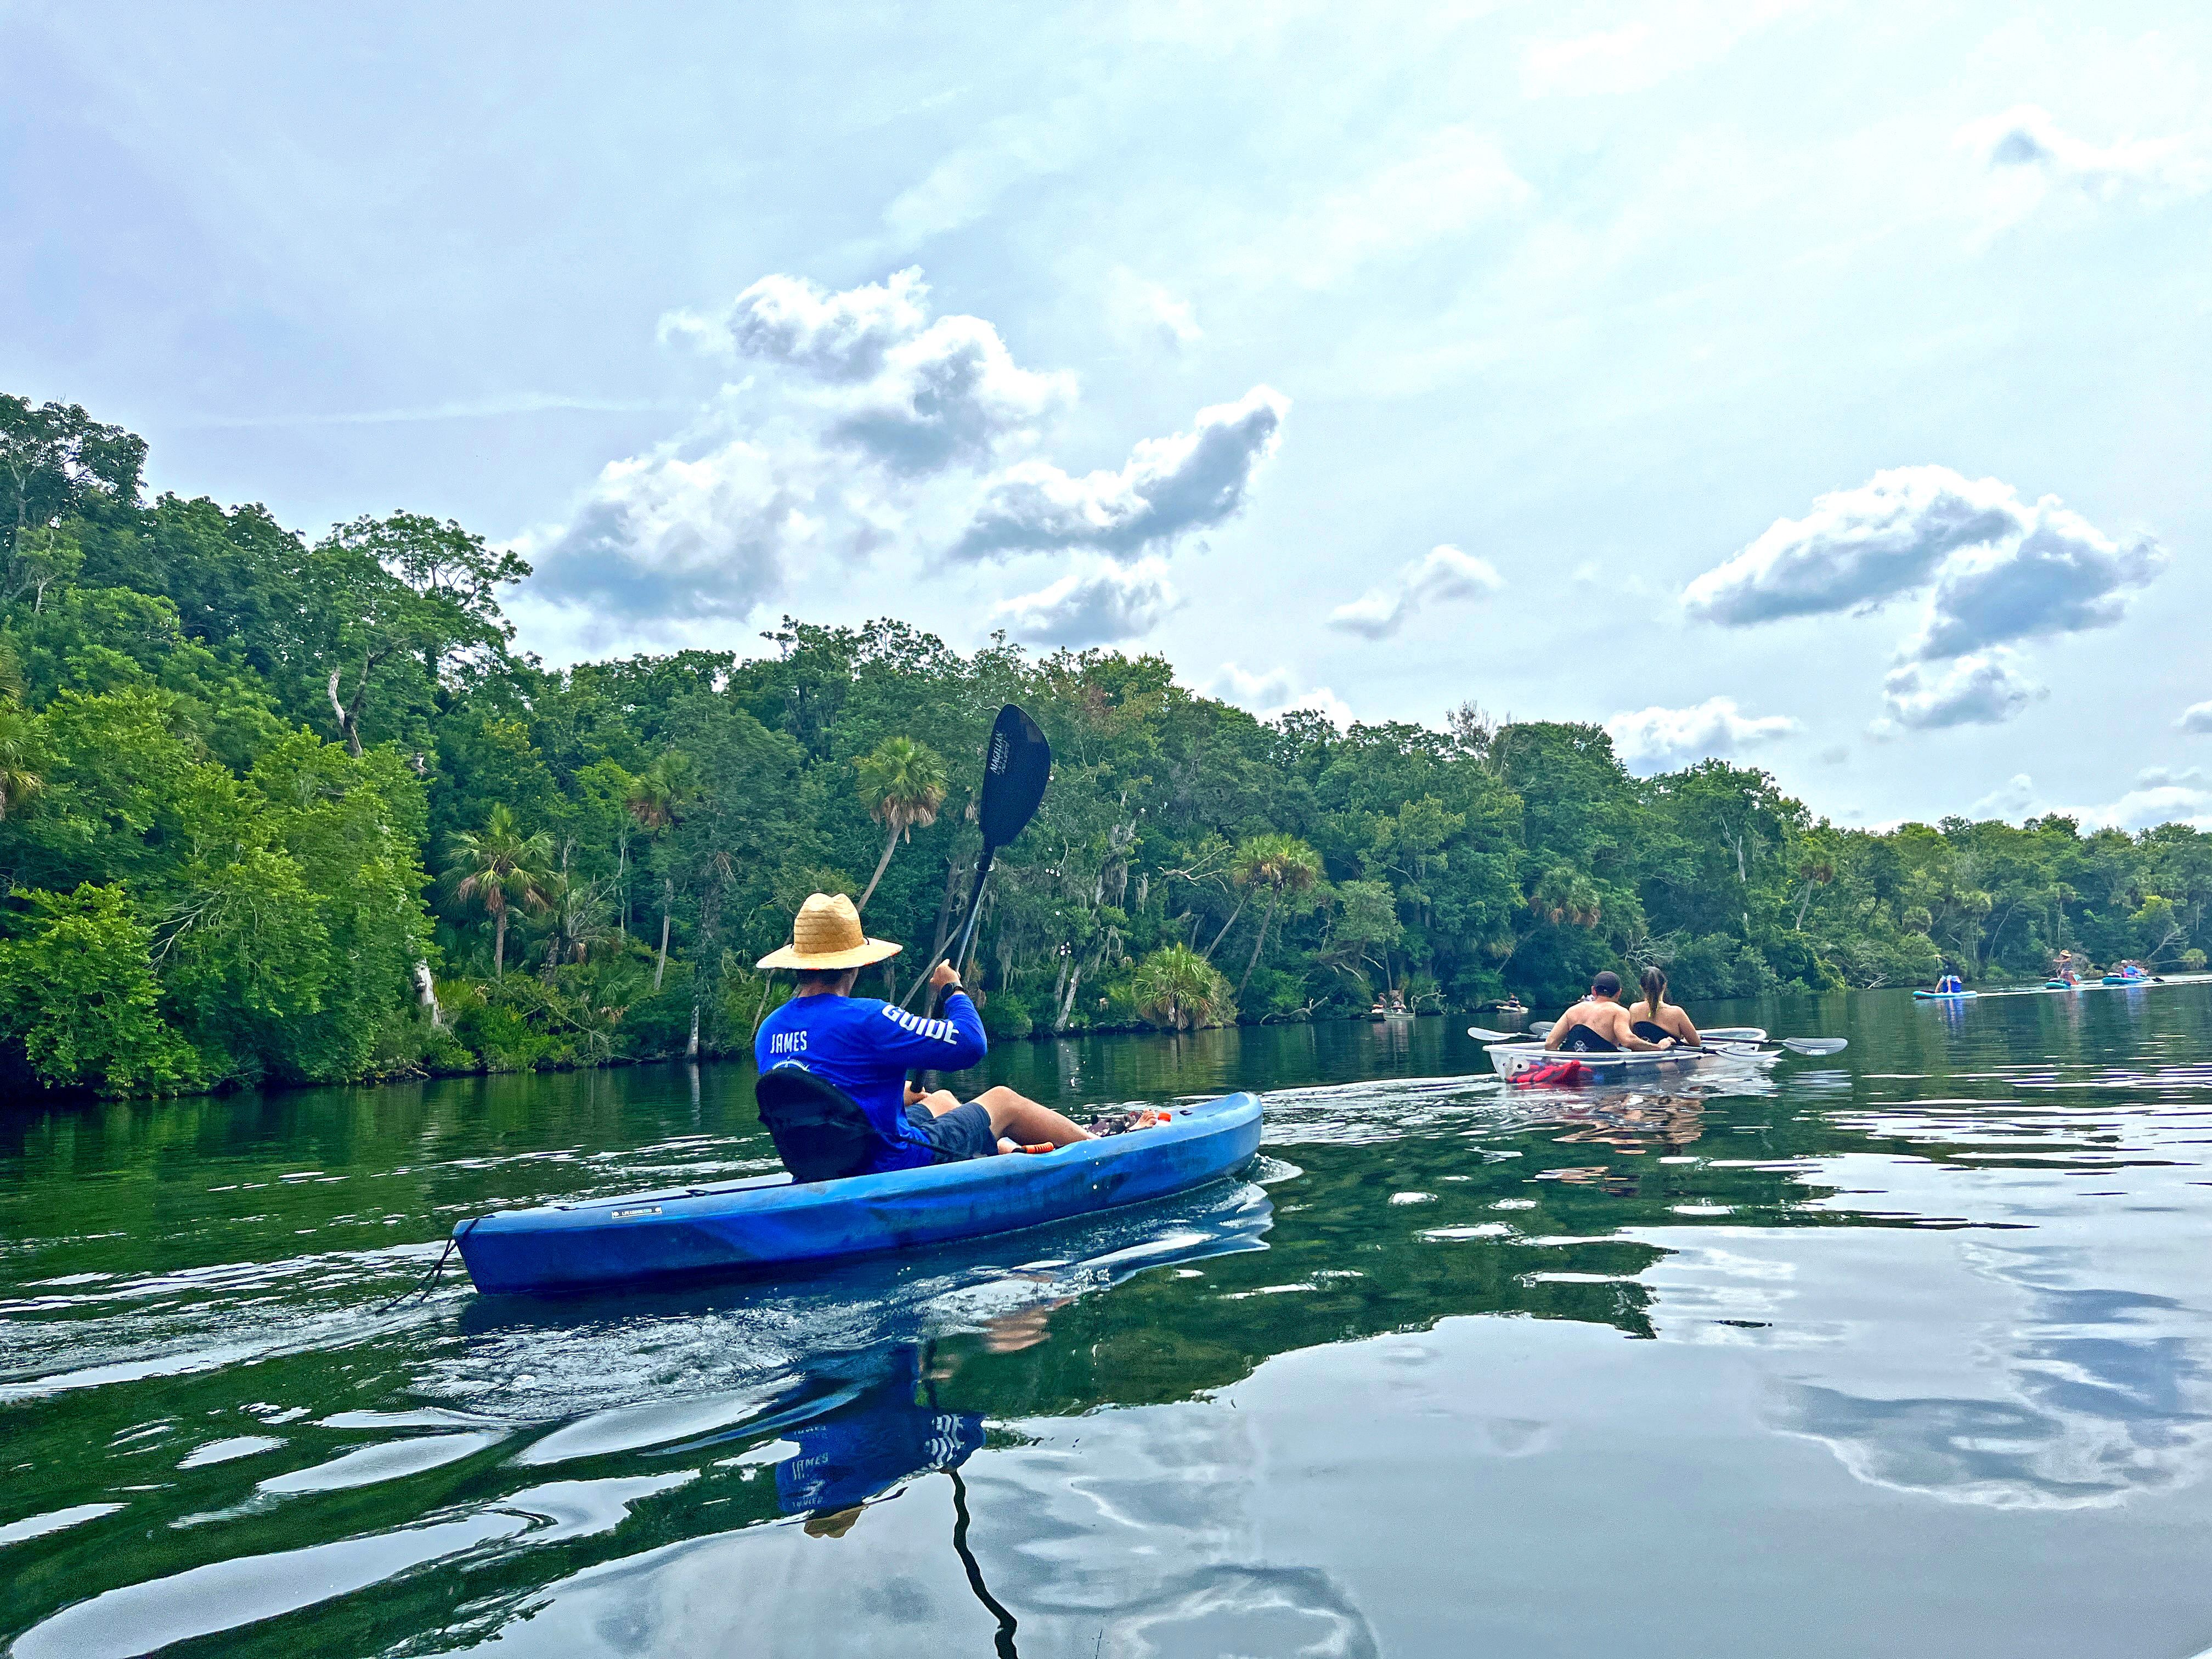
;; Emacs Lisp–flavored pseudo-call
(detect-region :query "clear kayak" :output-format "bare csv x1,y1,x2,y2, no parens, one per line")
1480,1040,1781,1083
455,1091,1264,1296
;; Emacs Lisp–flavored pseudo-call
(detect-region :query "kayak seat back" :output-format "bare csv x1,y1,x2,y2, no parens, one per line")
755,1065,880,1183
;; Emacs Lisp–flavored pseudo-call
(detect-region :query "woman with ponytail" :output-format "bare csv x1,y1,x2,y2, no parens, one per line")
1628,966,1700,1048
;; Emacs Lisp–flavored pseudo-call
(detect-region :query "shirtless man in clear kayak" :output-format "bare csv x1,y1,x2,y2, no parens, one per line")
1543,970,1681,1054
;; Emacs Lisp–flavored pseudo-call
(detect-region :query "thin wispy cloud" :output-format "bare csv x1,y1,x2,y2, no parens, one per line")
175,395,682,430
1960,104,2212,216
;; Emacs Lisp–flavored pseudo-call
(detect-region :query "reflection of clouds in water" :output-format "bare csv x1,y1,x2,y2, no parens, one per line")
1772,1243,2212,1510
1099,1564,1381,1659
972,1404,1381,1656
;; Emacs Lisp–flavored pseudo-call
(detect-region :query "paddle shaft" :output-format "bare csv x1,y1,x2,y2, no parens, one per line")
908,842,997,1089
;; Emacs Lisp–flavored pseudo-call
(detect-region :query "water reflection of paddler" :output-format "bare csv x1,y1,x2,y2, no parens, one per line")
777,1345,986,1533
753,894,1092,1175
1544,971,1680,1054
1544,1090,1708,1153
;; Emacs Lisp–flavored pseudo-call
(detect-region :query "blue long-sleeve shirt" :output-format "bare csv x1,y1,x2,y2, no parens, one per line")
754,990,989,1172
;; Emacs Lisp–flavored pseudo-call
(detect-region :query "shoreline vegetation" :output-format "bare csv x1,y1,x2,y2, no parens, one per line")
3,392,2209,1099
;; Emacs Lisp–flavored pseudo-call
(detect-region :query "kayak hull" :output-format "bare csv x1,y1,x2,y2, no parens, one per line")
1481,1041,1776,1082
455,1091,1264,1296
1914,990,1977,1001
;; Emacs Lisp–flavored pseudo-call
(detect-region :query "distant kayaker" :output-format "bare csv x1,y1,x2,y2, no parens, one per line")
1934,968,1965,994
1625,967,1700,1047
753,894,1092,1175
1543,970,1679,1054
2052,950,2080,985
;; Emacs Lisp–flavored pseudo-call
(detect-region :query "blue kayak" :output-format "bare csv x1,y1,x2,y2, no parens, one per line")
455,1091,1264,1295
1914,990,1977,1000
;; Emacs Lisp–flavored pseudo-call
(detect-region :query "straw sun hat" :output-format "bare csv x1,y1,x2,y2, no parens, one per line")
756,893,903,972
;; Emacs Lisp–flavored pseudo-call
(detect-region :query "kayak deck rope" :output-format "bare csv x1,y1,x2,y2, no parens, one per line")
377,1217,476,1313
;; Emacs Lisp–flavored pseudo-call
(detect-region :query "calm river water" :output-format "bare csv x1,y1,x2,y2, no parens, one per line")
8,984,2212,1657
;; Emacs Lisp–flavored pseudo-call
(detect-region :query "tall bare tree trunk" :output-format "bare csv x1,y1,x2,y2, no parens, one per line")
493,909,506,979
326,669,365,758
414,961,443,1027
1237,892,1281,998
1201,894,1248,962
687,1002,700,1058
857,825,899,912
655,878,673,990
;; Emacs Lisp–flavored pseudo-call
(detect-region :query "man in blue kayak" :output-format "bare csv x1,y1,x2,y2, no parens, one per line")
754,893,1092,1173
1543,970,1681,1054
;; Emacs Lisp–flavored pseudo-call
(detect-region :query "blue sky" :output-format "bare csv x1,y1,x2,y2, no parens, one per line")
3,0,2207,830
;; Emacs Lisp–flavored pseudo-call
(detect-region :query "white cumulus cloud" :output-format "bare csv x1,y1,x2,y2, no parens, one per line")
1684,467,2024,628
525,435,813,623
1876,653,2046,732
1203,662,1354,729
1604,697,1798,775
989,558,1182,646
1906,501,2164,660
663,267,1073,471
524,269,1290,636
1685,465,2165,672
1961,105,2212,213
1328,544,1504,640
2177,701,2212,735
953,386,1288,560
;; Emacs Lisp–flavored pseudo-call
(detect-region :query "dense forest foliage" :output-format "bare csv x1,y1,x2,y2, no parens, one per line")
2,392,2208,1095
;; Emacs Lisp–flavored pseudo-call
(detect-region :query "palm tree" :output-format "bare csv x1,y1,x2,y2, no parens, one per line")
540,873,619,975
1131,943,1233,1031
0,704,41,822
854,736,947,912
626,754,692,990
1233,833,1323,998
444,804,556,979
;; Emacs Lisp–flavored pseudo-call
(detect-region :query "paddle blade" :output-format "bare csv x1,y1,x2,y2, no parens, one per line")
1466,1026,1521,1042
1780,1037,1849,1056
977,704,1051,850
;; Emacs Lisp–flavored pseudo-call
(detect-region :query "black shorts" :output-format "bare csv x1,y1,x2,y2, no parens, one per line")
1558,1025,1620,1053
905,1100,999,1163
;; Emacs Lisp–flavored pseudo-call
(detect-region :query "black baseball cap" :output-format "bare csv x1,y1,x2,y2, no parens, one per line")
1592,971,1622,996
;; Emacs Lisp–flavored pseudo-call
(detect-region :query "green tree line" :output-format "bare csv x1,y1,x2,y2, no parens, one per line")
2,392,2207,1094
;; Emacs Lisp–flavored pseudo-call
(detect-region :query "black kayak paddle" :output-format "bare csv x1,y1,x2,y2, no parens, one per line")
905,704,1052,1081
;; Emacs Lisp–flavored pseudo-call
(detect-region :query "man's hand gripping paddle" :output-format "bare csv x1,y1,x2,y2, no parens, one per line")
905,704,1052,1089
